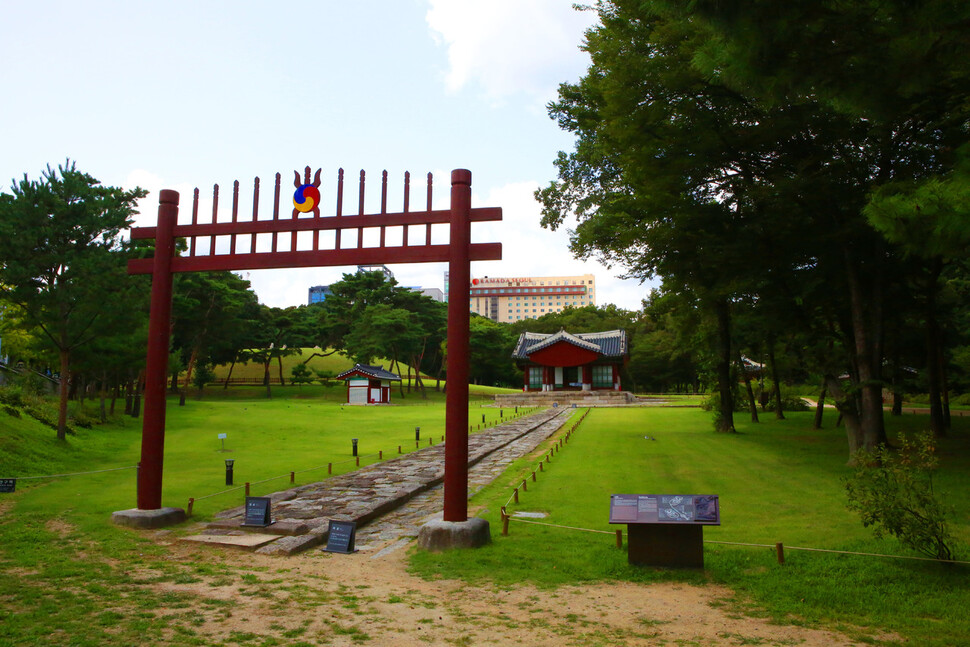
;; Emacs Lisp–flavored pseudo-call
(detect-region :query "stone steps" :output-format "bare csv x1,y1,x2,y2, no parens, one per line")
186,407,573,555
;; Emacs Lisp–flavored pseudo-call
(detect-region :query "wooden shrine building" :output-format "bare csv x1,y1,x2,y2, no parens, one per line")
512,329,628,392
336,364,401,404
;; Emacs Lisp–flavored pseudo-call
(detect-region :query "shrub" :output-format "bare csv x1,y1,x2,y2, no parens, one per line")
844,432,956,561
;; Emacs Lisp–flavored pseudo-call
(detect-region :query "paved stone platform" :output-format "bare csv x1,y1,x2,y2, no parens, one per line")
196,407,572,555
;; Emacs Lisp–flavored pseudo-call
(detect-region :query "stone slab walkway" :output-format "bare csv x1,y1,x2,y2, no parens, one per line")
193,407,573,555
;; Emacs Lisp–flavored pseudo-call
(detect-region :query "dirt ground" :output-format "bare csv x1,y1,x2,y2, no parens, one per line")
149,536,888,647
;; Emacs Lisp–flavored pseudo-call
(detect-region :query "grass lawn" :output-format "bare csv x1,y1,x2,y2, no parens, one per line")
410,406,970,646
1,389,968,645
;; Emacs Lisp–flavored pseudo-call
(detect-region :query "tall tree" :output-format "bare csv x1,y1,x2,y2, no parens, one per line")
0,161,145,438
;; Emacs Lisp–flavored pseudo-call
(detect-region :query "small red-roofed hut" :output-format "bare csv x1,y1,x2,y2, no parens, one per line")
336,364,402,404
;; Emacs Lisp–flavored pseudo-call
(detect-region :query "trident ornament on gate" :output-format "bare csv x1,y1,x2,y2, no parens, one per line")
293,166,322,217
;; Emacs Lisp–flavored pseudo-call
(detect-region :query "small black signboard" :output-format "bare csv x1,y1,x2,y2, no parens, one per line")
0,478,15,493
242,496,272,527
324,520,357,554
609,494,720,525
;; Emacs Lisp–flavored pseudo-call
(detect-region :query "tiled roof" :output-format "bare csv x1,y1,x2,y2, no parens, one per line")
336,363,402,381
512,329,627,359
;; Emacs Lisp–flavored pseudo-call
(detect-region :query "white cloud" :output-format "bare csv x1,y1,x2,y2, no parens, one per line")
426,0,598,103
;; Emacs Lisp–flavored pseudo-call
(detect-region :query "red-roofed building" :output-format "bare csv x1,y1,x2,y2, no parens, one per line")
512,329,628,392
336,364,401,404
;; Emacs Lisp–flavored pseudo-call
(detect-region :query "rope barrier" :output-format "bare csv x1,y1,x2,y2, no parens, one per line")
706,540,970,566
0,465,137,481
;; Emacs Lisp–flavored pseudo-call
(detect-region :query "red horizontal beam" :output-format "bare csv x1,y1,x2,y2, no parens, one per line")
128,242,502,274
130,207,502,240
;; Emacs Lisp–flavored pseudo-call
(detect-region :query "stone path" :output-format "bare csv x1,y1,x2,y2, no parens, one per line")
192,407,574,555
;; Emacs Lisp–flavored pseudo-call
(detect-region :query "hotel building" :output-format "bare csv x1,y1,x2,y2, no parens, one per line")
469,274,596,322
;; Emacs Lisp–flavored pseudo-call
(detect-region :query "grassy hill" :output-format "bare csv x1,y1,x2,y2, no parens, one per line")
209,347,431,384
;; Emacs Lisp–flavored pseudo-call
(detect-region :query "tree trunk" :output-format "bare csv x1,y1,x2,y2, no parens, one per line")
941,344,951,430
713,299,736,433
824,374,865,463
844,252,887,451
223,356,237,390
924,262,946,437
99,371,107,424
277,355,286,386
766,341,785,420
738,351,759,423
56,348,70,440
262,358,272,398
813,382,826,429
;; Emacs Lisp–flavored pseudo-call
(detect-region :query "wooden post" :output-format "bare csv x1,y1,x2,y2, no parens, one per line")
502,510,510,536
513,487,519,503
187,498,194,516
245,482,250,497
615,529,623,548
522,479,527,492
328,463,332,475
443,170,472,523
290,471,295,483
539,462,544,472
531,471,536,482
776,542,785,564
356,456,360,467
379,450,383,460
398,445,402,454
137,191,178,510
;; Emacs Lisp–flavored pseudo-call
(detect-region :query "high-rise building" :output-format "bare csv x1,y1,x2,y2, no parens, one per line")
308,285,332,304
469,274,596,322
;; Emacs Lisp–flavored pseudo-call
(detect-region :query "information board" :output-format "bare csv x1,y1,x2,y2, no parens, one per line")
242,496,272,527
609,494,719,525
0,478,15,493
324,520,357,553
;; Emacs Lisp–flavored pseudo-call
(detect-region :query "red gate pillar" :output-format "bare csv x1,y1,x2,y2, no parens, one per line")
138,190,179,510
444,170,472,522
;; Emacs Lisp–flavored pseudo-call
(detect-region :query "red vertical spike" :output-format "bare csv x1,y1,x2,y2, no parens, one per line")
380,170,388,248
272,173,281,253
304,165,311,185
336,168,344,250
381,170,388,214
251,177,260,253
190,188,199,256
212,183,220,255
403,171,410,246
358,170,365,248
230,180,239,255
426,172,433,245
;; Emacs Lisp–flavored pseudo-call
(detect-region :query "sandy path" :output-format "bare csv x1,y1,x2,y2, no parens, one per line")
151,534,885,646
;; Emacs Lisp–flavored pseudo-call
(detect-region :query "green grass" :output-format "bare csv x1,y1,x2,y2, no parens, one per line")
409,407,970,645
2,388,969,645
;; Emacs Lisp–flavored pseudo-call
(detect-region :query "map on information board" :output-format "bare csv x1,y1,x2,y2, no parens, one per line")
609,494,720,525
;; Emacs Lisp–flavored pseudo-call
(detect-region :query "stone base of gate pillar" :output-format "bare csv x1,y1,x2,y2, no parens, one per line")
111,507,186,529
417,518,491,551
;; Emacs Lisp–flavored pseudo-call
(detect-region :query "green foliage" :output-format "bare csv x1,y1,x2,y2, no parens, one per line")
290,363,314,387
191,361,214,396
844,432,956,561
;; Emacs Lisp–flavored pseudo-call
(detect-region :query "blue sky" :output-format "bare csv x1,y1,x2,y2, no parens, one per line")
1,1,651,310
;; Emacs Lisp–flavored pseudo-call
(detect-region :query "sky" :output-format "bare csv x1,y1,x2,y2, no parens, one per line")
0,1,653,311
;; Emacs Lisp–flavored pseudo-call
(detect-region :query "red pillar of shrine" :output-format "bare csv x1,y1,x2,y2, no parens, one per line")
444,170,472,522
137,190,178,510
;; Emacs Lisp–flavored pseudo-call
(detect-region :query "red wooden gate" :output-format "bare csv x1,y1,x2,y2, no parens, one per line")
129,167,502,522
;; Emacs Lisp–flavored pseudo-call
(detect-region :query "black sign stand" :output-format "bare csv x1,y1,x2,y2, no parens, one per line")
324,520,357,554
241,496,273,527
609,494,719,569
0,479,15,493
